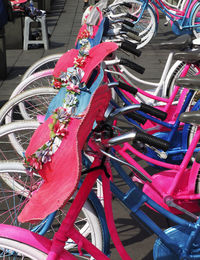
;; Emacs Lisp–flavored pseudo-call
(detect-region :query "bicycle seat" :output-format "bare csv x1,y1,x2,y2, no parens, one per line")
75,6,104,48
159,34,192,51
46,42,118,118
175,75,200,90
174,50,200,63
179,111,200,125
18,42,117,223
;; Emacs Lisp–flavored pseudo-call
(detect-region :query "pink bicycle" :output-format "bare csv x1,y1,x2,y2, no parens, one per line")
0,106,200,259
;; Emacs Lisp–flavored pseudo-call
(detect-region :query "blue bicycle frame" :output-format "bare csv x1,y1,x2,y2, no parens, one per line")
114,85,200,164
135,0,200,35
110,158,200,259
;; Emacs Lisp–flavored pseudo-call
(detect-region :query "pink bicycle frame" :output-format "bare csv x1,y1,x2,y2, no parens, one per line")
113,63,200,130
113,124,200,214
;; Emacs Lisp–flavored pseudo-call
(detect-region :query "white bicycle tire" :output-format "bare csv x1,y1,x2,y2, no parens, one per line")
0,236,48,259
10,69,54,99
109,0,157,48
164,60,200,98
0,87,58,125
191,2,200,39
0,120,39,160
22,54,63,80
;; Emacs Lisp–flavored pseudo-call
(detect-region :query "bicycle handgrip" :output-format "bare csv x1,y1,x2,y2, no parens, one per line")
126,32,141,42
120,2,132,8
135,132,170,151
121,40,141,57
126,112,147,125
118,81,138,95
140,103,167,121
121,24,139,36
125,13,138,21
122,39,137,49
123,20,134,28
120,58,145,74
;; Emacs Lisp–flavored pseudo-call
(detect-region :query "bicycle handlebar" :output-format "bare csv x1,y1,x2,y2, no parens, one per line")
119,58,145,74
125,13,138,21
139,103,168,121
117,81,138,95
126,31,141,42
121,24,139,35
108,130,170,151
120,40,141,57
106,103,147,125
120,2,132,8
126,111,147,125
122,20,134,28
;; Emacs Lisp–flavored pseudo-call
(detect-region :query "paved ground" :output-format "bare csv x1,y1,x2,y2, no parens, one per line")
0,0,188,259
0,0,177,100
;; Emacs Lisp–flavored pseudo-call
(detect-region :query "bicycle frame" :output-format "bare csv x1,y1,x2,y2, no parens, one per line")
162,0,186,10
85,110,200,215
135,0,200,35
109,72,200,164
110,62,197,103
19,144,200,259
106,52,176,100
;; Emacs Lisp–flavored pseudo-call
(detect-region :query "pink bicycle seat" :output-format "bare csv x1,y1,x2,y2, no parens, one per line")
53,42,117,83
18,42,117,223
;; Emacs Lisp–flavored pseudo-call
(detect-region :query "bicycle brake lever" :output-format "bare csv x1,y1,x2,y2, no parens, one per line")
146,145,168,159
108,104,141,119
100,149,152,183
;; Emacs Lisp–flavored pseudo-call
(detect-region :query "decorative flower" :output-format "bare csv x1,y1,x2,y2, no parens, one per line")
52,78,62,89
53,121,68,137
79,38,89,46
74,56,86,67
63,93,78,108
53,107,71,122
60,71,70,82
25,156,42,171
35,145,52,164
79,29,90,40
24,40,91,174
66,82,80,93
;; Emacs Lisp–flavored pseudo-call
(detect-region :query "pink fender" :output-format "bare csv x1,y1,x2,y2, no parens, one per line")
0,224,74,259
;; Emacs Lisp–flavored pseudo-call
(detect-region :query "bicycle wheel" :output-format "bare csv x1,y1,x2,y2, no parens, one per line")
0,87,58,125
10,69,54,99
131,1,157,49
164,60,200,99
22,54,62,80
191,2,200,39
0,234,48,259
109,0,157,48
0,119,109,256
153,225,200,259
0,120,39,161
0,160,105,258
